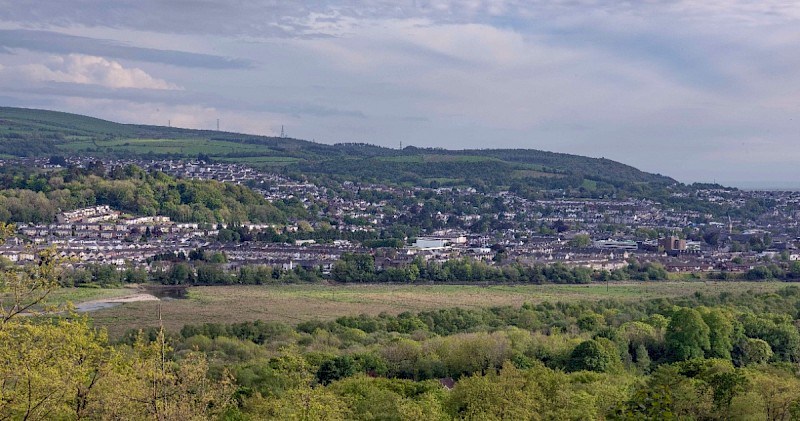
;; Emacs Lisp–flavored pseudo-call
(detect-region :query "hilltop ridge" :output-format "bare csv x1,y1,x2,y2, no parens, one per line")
0,106,676,193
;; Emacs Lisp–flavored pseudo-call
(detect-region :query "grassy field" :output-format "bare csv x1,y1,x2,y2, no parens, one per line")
1,287,134,310
582,178,598,190
49,287,136,304
59,138,270,156
73,282,791,337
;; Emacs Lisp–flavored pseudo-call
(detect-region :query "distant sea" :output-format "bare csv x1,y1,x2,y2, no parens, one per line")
729,181,800,191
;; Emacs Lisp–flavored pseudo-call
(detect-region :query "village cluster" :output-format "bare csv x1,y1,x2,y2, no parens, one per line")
3,157,800,276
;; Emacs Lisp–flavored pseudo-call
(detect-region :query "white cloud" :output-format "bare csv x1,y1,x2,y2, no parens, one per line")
1,54,180,90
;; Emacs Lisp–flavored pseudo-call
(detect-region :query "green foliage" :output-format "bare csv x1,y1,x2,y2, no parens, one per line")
326,255,607,284
698,307,735,359
665,308,710,361
733,338,773,366
618,261,668,281
0,244,233,419
568,233,592,248
741,313,800,362
567,339,618,373
0,164,299,224
332,253,376,282
449,362,628,420
577,312,606,331
0,317,111,419
316,355,359,385
612,384,675,420
327,376,448,420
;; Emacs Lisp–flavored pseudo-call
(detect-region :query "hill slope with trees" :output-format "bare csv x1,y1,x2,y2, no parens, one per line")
0,163,305,224
0,107,676,193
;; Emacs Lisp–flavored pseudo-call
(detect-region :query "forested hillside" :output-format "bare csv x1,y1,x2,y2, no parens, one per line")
0,163,305,224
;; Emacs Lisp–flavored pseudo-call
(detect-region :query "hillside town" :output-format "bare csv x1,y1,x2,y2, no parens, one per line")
1,156,799,279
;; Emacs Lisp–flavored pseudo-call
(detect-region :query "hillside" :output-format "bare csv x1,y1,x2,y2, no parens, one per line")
0,107,676,192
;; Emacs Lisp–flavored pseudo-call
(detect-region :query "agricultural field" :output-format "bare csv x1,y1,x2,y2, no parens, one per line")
78,281,790,337
58,137,270,157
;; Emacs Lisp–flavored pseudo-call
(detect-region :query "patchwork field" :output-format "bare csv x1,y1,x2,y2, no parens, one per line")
59,137,271,156
71,281,791,337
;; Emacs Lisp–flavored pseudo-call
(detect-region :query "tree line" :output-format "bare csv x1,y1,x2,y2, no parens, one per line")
332,253,669,283
57,253,672,288
59,247,800,289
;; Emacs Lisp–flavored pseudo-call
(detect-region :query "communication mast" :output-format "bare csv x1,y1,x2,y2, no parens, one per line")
280,125,286,138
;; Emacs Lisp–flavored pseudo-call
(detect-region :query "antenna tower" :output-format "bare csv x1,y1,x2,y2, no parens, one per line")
280,125,285,138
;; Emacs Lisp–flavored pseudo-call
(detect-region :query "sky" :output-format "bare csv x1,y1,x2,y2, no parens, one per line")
1,1,799,187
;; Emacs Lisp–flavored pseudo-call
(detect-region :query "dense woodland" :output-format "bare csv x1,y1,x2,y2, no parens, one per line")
4,246,800,419
0,164,305,224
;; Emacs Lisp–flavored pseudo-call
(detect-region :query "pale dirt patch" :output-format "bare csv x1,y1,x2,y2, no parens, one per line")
103,293,159,303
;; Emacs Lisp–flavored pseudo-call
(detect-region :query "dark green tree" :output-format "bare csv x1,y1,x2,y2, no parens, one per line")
665,308,710,361
699,308,734,359
566,339,615,373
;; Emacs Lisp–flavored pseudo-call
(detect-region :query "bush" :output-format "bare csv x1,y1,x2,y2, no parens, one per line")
567,339,616,373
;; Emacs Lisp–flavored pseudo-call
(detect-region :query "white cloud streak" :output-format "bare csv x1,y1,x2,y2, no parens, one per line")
0,54,181,90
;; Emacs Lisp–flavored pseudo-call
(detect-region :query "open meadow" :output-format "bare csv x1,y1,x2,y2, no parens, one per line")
59,137,271,156
73,281,792,337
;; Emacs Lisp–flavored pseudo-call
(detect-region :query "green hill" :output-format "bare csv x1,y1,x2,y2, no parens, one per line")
0,107,676,193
